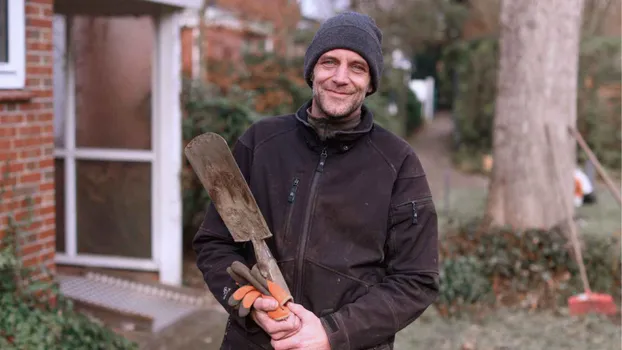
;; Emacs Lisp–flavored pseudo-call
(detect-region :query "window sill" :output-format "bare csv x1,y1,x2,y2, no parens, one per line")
0,89,35,103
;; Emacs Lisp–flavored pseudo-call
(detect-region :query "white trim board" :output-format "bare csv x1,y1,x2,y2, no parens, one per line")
153,11,183,286
0,0,25,89
145,0,201,9
56,254,159,271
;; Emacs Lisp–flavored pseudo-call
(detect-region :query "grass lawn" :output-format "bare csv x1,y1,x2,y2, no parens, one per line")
395,307,620,350
436,183,621,238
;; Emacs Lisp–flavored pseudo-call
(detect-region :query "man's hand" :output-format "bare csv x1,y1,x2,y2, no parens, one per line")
270,302,331,350
252,296,302,340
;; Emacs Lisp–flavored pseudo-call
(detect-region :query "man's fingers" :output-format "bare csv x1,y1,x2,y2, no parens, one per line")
272,335,301,350
285,302,312,320
254,311,301,336
253,296,279,312
269,316,301,340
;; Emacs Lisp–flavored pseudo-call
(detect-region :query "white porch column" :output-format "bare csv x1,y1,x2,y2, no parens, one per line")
153,9,183,286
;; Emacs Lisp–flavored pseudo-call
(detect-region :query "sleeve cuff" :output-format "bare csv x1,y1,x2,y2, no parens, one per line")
320,313,349,350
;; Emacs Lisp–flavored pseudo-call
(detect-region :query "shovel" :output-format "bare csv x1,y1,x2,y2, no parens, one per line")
184,132,293,310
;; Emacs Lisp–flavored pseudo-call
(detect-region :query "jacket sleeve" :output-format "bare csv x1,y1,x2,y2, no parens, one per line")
191,138,262,332
320,151,440,350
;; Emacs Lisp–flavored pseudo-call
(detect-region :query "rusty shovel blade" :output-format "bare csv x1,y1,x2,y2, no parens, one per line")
184,132,272,242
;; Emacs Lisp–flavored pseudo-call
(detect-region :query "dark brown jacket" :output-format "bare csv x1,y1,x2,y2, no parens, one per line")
193,101,439,350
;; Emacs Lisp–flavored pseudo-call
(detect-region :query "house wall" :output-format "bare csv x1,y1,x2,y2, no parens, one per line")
0,0,56,275
180,24,264,79
180,0,302,80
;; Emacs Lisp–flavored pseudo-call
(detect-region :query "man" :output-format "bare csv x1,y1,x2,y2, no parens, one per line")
193,11,439,350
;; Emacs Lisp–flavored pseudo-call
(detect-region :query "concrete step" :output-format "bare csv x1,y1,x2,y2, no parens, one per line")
57,272,212,333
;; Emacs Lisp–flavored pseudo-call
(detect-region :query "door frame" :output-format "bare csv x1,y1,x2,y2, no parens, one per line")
53,11,183,285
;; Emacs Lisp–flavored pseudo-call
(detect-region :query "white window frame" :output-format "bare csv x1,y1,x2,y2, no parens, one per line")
0,0,26,89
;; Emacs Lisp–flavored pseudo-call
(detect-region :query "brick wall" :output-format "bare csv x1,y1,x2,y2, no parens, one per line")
0,0,56,276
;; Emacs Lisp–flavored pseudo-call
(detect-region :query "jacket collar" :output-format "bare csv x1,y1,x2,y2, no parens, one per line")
295,100,374,151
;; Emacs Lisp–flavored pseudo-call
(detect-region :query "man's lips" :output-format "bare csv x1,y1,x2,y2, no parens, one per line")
326,89,353,96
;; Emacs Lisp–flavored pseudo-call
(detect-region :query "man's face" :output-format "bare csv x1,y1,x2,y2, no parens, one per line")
311,49,372,119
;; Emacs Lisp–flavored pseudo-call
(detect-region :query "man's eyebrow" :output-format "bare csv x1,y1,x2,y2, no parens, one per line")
351,59,368,68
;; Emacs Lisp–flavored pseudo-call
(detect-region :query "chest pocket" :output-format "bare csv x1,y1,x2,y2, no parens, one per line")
390,196,434,227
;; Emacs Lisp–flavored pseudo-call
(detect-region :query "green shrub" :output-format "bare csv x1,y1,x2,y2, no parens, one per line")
436,218,621,317
441,37,498,153
0,183,137,349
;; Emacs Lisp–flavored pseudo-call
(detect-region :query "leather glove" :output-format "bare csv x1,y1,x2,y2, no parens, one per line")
226,261,293,321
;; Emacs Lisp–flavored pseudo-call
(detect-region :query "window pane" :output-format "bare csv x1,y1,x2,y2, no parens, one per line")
0,0,7,63
72,16,153,150
76,160,151,259
54,159,65,253
53,15,67,148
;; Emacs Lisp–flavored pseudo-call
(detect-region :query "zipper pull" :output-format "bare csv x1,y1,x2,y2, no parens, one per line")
316,148,328,173
411,200,418,225
288,178,300,203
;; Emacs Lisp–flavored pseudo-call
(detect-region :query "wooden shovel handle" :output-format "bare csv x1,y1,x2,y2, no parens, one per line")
546,124,591,293
568,126,622,206
251,238,292,304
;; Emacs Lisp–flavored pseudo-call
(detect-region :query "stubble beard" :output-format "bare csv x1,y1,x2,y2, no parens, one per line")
312,85,365,120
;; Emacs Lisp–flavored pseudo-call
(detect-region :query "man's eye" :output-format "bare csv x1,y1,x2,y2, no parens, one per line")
322,60,336,66
352,65,366,72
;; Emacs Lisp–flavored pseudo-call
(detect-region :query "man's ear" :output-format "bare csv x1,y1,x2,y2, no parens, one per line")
367,84,373,93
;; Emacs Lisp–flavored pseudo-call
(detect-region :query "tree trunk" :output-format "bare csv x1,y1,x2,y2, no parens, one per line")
486,0,585,229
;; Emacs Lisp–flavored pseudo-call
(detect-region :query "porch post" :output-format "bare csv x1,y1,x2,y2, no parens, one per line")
153,9,183,286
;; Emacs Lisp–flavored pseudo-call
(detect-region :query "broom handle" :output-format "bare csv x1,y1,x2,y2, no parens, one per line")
568,126,622,206
546,124,591,294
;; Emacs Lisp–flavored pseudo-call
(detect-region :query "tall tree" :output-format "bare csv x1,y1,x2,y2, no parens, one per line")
486,0,585,229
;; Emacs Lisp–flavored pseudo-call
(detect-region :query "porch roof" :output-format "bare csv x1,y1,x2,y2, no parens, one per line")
55,0,201,16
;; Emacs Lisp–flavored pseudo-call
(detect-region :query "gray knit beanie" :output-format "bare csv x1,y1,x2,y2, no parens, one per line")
304,11,383,95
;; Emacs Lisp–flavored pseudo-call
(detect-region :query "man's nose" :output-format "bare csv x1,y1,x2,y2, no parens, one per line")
331,64,349,85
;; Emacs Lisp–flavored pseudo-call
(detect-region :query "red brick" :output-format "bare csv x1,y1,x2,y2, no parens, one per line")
18,126,42,137
26,66,53,75
26,18,52,28
1,114,24,123
0,128,17,138
25,4,41,16
20,173,42,184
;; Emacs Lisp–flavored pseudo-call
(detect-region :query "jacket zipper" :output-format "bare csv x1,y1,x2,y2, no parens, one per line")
283,177,300,239
294,148,327,302
396,196,433,225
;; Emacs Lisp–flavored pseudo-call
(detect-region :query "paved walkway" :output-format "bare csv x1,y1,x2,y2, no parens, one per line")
408,112,488,199
125,308,229,350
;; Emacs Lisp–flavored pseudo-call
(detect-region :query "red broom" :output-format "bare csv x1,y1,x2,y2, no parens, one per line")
546,124,617,316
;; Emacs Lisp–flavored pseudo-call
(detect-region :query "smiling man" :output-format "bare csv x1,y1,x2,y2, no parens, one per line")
193,11,439,350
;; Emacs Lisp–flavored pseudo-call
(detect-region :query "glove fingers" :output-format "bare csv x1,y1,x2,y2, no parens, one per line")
227,266,246,285
231,262,271,296
228,284,256,308
267,280,293,307
239,290,261,318
267,305,291,321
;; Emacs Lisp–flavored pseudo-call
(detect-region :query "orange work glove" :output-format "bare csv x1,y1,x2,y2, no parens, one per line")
226,261,293,321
